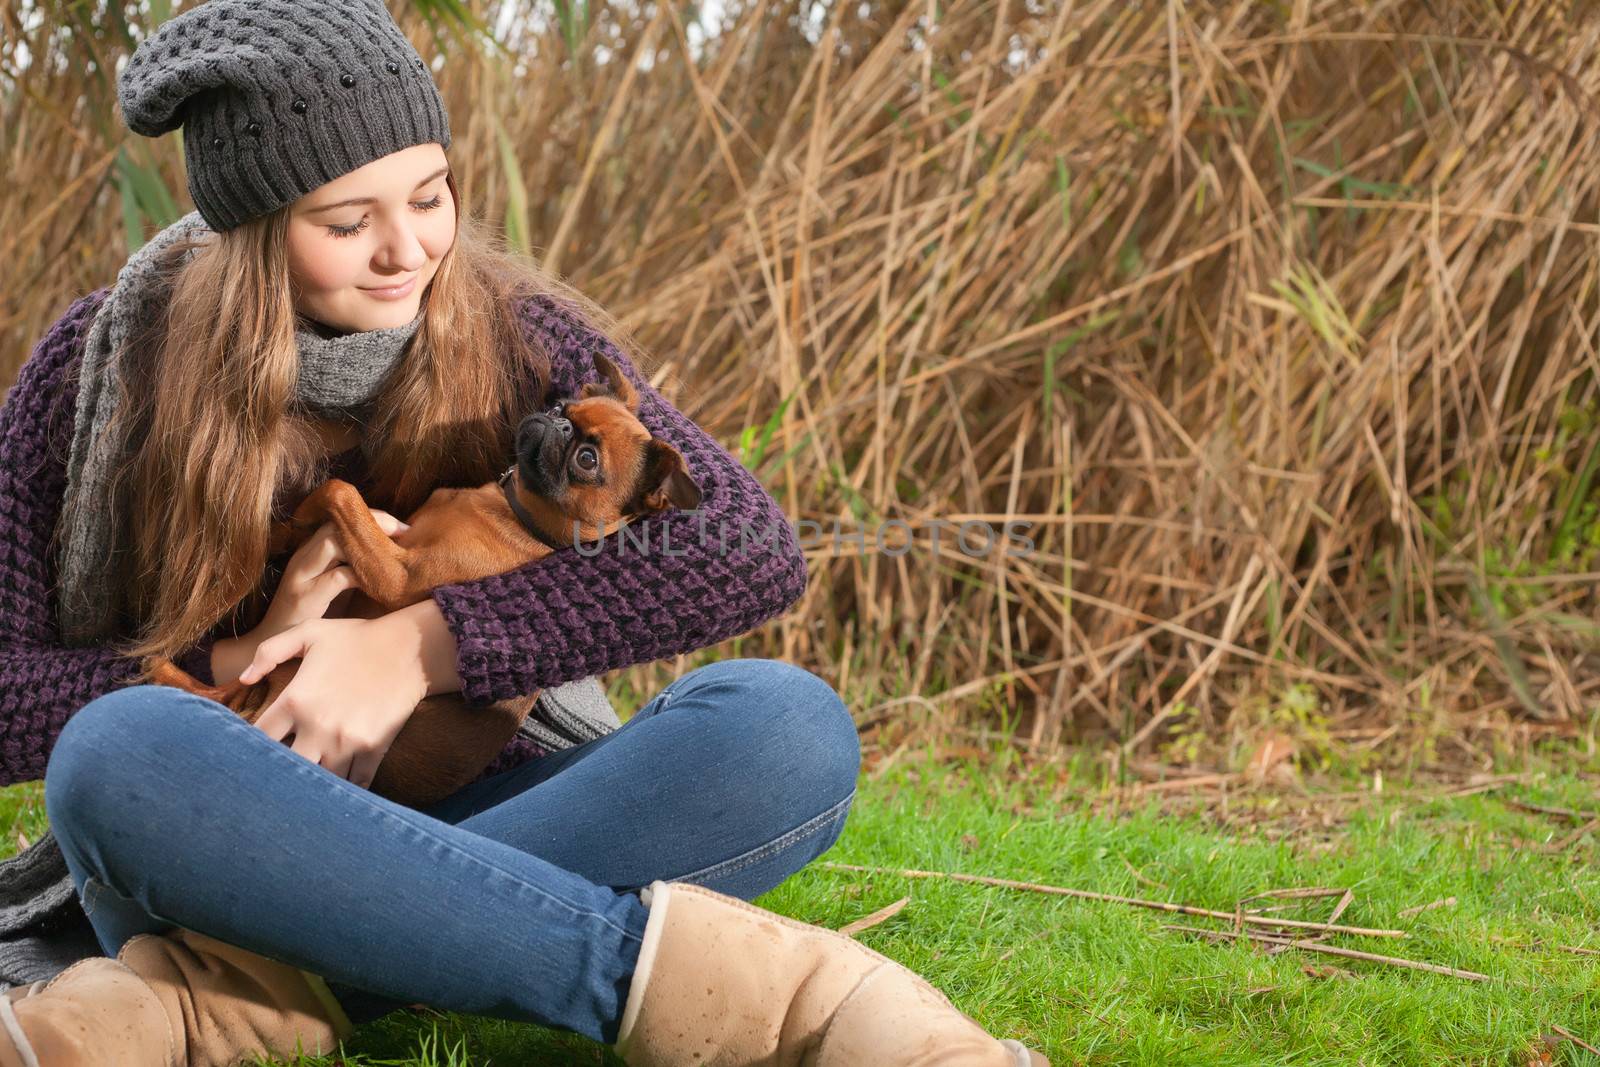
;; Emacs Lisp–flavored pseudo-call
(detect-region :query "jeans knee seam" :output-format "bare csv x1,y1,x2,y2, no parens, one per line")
660,788,855,890
80,874,180,933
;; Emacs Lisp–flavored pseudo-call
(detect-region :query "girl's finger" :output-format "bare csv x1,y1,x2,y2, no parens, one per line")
348,749,385,791
287,521,343,579
240,627,302,683
289,729,323,767
238,651,267,684
371,510,411,536
315,565,357,604
238,650,271,684
326,748,356,784
290,514,407,588
253,699,290,743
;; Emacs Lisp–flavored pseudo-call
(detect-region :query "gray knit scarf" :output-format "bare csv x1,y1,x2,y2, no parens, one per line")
56,209,423,646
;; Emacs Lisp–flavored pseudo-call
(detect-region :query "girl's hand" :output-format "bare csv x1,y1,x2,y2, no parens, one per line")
211,511,410,686
237,616,425,789
257,510,411,642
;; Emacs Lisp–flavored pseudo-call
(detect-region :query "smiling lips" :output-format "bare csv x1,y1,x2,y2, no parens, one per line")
361,276,417,300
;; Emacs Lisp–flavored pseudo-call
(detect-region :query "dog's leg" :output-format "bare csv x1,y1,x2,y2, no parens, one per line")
293,478,426,611
277,479,349,555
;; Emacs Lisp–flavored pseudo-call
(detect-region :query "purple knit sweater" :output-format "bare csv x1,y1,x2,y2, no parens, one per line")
0,286,809,786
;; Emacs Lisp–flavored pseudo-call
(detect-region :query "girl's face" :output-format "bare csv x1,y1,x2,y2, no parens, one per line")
285,143,457,333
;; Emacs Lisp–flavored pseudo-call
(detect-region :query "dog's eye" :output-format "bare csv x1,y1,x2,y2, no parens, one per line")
575,445,598,472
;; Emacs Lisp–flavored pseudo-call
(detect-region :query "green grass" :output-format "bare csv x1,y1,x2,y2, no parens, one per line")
7,749,1600,1065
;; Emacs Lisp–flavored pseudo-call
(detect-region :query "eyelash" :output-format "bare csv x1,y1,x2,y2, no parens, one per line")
326,194,445,239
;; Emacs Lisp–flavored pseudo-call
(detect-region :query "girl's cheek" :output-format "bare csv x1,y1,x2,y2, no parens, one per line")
289,229,361,293
313,252,359,292
424,209,457,259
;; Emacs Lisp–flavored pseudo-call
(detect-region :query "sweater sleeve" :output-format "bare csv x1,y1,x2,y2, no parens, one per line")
0,288,215,786
429,295,810,705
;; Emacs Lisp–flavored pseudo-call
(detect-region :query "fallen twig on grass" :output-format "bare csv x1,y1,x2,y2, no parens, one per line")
1436,773,1535,799
1508,800,1598,824
1238,887,1347,904
1270,887,1354,957
1397,896,1456,918
837,896,909,937
1544,815,1600,852
816,862,1407,938
1127,773,1239,795
1323,889,1355,927
1163,923,1492,982
1550,1024,1600,1055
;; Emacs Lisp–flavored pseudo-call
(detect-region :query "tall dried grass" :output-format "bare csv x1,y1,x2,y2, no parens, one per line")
4,2,1599,757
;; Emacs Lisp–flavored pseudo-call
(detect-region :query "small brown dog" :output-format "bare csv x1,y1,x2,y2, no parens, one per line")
144,351,701,807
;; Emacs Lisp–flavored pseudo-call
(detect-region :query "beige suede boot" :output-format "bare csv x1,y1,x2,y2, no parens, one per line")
0,955,177,1067
0,925,356,1067
614,880,1050,1066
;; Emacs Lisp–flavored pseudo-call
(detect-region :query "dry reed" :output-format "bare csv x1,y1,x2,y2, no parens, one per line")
4,2,1599,757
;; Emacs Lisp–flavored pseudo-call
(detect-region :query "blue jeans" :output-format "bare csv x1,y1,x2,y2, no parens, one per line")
41,657,860,1046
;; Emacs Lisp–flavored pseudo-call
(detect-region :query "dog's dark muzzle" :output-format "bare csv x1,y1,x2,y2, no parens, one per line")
516,406,574,492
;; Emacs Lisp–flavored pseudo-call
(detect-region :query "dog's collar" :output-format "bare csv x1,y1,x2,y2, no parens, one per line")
499,465,571,552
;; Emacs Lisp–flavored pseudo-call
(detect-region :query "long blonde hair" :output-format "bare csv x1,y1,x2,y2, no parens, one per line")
57,167,647,665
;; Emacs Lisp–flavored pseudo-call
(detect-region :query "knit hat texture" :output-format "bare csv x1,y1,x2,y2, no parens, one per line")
118,0,452,231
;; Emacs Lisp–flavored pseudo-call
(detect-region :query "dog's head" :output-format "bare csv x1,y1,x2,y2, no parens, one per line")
511,352,701,541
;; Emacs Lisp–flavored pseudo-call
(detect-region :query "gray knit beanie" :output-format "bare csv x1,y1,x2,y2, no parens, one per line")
118,0,452,232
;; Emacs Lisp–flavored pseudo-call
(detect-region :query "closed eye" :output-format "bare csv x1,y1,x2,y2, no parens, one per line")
326,195,446,238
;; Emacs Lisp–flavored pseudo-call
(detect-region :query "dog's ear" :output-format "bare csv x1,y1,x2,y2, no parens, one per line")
634,440,701,512
580,351,638,411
